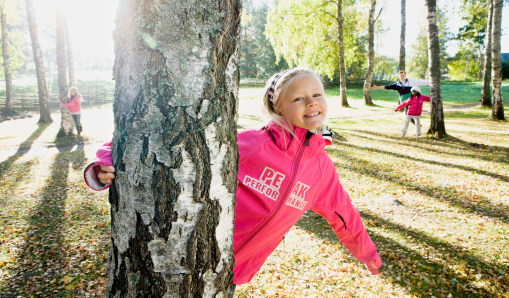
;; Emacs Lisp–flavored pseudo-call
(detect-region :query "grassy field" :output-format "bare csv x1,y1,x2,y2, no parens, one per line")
0,84,508,297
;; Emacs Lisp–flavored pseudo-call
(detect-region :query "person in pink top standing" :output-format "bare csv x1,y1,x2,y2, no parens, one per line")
60,87,83,135
83,68,383,297
394,86,430,137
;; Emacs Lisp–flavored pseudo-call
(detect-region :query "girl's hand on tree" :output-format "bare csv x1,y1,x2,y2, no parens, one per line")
98,165,116,185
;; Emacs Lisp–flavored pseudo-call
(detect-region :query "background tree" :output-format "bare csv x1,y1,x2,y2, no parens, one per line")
64,16,75,87
266,0,372,83
337,0,349,107
425,0,446,138
107,0,241,295
0,0,24,117
362,0,381,106
25,0,52,123
407,7,450,79
399,0,405,71
481,0,493,107
55,1,71,135
490,0,504,120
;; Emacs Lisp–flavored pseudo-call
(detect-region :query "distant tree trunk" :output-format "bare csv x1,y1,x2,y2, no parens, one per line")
26,0,52,123
491,0,504,120
481,0,493,107
107,0,241,296
363,0,376,106
1,7,15,117
64,16,75,87
425,0,446,138
464,54,470,81
56,2,72,135
337,0,349,107
399,0,405,71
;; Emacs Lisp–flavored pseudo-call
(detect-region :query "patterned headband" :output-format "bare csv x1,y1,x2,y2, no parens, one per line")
268,69,291,103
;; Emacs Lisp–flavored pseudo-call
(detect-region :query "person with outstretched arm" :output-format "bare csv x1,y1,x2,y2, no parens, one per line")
371,70,429,125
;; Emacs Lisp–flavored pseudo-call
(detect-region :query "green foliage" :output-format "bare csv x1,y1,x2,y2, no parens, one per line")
0,29,25,76
373,54,397,81
447,46,482,81
455,0,489,51
240,0,289,78
407,8,451,79
266,0,373,79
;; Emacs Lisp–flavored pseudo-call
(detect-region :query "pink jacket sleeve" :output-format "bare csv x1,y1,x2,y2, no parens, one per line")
83,142,113,191
421,95,431,102
60,97,79,107
312,155,382,274
395,99,411,111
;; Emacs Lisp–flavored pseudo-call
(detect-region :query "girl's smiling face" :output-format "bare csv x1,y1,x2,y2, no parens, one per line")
275,75,327,131
70,89,76,96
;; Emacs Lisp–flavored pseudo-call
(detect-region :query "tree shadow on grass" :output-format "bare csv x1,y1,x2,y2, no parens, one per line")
335,141,509,184
295,210,508,297
0,150,89,296
340,129,509,165
330,149,508,220
0,123,51,177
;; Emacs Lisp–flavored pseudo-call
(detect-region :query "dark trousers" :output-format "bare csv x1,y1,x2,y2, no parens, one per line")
71,114,81,128
231,284,236,298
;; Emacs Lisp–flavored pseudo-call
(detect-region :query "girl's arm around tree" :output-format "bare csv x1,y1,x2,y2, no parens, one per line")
421,95,431,102
311,154,383,274
60,97,79,107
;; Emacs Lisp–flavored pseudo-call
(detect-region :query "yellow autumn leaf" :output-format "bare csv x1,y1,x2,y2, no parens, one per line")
65,284,75,291
61,275,73,284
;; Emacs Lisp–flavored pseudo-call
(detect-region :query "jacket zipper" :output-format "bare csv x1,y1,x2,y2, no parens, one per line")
334,212,347,230
235,131,313,255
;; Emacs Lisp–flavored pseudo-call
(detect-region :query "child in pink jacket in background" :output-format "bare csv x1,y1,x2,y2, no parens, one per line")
84,68,383,297
395,86,431,137
60,87,83,135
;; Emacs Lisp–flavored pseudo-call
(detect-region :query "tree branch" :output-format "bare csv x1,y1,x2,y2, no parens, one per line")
322,0,338,7
374,7,383,23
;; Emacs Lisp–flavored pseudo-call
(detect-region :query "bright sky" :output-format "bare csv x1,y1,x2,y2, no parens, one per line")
31,0,508,63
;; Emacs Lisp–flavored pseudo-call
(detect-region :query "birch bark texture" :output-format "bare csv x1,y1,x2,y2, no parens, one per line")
363,0,376,106
1,7,14,116
490,0,504,120
425,0,446,138
399,0,405,71
108,0,241,296
481,0,493,107
26,0,52,123
337,0,349,107
56,2,72,135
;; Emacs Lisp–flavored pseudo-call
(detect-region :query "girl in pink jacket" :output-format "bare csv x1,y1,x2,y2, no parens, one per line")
60,87,83,135
394,86,431,137
84,68,383,296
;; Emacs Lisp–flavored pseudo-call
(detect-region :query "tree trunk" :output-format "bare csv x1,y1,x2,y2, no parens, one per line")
481,0,493,107
363,0,376,106
56,2,72,136
399,0,405,71
107,0,241,296
464,54,470,81
425,0,446,138
491,0,504,120
26,0,52,123
64,16,75,87
1,7,15,117
337,0,349,107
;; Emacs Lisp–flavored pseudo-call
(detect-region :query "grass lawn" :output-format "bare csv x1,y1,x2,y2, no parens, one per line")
0,86,508,297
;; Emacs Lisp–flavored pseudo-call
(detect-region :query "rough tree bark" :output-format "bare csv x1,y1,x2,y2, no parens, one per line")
107,0,241,296
425,0,446,138
481,0,493,107
55,2,72,136
64,16,75,87
337,0,349,107
26,0,52,123
491,0,504,120
399,0,405,71
363,0,377,106
1,7,15,117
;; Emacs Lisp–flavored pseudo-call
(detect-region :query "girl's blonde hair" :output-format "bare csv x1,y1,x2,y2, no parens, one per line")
262,67,327,136
68,87,82,100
